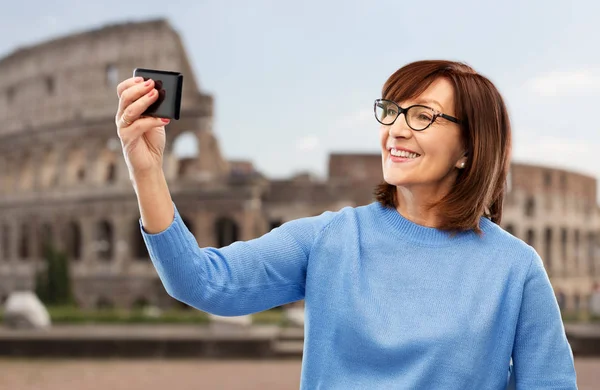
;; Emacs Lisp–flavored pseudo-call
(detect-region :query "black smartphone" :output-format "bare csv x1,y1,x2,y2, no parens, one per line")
132,68,183,120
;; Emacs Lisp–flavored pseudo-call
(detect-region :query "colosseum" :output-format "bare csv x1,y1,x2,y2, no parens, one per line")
0,19,598,315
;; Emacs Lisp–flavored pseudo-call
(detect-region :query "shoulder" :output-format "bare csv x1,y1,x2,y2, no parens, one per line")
480,218,530,251
479,219,540,274
278,202,378,238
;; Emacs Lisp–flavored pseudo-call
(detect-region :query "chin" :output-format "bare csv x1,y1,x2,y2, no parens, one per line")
383,172,410,187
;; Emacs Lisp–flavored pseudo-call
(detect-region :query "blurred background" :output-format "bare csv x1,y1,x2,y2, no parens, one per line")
0,1,599,389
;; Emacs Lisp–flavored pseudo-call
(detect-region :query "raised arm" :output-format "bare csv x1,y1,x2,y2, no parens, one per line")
139,200,336,315
115,75,337,316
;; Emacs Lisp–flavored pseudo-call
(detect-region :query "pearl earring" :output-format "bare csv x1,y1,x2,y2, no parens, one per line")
460,161,466,168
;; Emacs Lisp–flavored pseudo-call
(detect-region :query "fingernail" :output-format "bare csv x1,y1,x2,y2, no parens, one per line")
161,118,170,123
147,89,155,97
144,79,152,86
134,77,144,83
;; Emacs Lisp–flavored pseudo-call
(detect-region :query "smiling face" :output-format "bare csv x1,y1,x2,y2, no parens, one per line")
379,77,467,196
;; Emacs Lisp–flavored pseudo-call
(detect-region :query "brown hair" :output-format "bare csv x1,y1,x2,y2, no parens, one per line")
374,60,512,236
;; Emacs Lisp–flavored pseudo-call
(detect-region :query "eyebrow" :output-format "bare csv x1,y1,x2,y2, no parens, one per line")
414,98,444,111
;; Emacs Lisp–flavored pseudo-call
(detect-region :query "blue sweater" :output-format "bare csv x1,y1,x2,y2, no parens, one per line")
140,202,577,389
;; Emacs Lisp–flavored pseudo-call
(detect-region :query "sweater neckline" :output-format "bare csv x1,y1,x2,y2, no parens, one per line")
374,202,493,246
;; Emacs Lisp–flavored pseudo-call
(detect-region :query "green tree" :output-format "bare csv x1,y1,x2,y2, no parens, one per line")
35,243,74,306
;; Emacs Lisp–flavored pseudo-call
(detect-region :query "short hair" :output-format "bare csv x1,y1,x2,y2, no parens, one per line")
374,60,512,236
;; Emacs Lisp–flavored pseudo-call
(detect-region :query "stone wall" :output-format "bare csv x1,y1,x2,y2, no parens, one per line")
0,19,598,314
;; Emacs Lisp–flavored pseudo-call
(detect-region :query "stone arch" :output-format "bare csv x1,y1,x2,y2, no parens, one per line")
132,218,149,260
215,216,239,247
573,293,581,313
66,148,86,184
19,152,35,191
106,162,117,183
96,296,114,310
96,220,114,261
524,196,535,217
18,223,30,260
589,232,597,275
0,157,7,194
544,227,553,272
173,131,199,158
560,228,568,270
4,158,17,193
105,63,119,87
38,222,53,258
65,221,82,261
98,149,118,185
574,229,581,271
45,76,55,94
1,223,9,260
555,289,566,311
40,147,58,189
525,229,536,248
132,297,150,310
172,131,199,179
543,170,552,188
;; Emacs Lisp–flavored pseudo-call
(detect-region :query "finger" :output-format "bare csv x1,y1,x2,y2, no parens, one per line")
117,76,145,98
117,79,155,118
116,88,160,127
117,116,170,144
116,88,158,125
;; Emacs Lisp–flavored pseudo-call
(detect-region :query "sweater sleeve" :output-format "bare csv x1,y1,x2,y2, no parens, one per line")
511,249,577,389
139,202,336,316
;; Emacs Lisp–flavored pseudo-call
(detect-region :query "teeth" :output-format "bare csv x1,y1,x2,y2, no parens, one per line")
390,148,420,159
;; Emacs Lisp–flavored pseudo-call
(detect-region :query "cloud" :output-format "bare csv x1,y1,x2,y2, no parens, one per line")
525,69,600,97
296,135,320,152
513,132,598,176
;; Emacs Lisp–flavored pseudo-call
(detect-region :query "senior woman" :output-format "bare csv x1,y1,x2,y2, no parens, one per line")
115,60,577,389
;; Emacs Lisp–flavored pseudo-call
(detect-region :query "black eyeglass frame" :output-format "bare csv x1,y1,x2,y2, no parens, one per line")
374,98,462,131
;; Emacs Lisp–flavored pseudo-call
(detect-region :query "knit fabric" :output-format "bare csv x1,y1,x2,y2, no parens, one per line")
140,202,577,389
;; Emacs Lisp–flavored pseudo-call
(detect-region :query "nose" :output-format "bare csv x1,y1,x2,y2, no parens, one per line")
388,114,413,139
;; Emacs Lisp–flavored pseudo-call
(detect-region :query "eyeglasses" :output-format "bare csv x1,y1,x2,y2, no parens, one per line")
374,99,462,131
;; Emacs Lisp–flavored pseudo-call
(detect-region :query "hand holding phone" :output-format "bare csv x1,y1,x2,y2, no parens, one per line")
132,68,183,120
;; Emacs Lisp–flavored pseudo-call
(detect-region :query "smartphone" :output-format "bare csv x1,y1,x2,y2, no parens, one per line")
132,68,183,120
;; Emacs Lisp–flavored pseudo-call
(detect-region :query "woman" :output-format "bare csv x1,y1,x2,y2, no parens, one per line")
115,60,577,389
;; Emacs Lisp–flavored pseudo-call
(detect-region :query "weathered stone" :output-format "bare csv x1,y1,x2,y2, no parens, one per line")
3,291,51,329
208,313,252,333
284,307,304,327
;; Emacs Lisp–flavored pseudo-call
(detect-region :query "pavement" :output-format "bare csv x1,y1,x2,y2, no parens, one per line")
0,358,597,390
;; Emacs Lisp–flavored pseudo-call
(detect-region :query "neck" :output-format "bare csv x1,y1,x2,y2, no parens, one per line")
394,185,446,228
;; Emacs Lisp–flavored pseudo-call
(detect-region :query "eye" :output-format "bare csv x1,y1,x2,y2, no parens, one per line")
387,108,398,116
418,113,432,121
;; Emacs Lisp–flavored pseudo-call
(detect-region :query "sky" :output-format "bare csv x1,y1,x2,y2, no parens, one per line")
1,1,599,199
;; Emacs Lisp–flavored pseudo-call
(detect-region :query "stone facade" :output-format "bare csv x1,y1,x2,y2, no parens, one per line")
0,19,598,314
503,164,600,313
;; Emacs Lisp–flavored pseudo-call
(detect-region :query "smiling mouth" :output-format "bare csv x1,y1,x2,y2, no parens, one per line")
389,148,421,159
